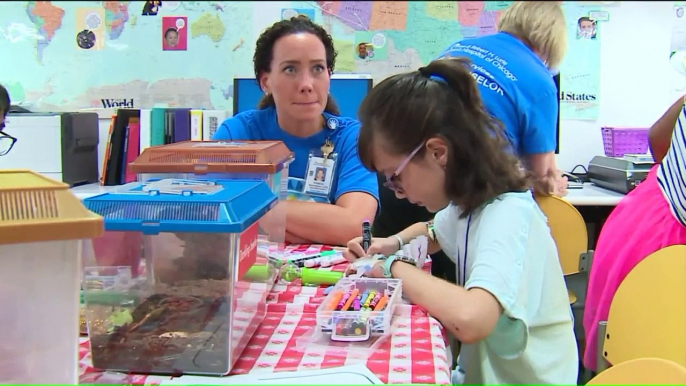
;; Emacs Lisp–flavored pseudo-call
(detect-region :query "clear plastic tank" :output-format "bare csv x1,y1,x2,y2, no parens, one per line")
82,178,280,375
0,170,103,384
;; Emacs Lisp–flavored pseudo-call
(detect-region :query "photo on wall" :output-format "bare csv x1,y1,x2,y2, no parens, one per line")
354,31,388,61
75,8,105,50
577,16,598,39
142,1,161,16
162,16,188,51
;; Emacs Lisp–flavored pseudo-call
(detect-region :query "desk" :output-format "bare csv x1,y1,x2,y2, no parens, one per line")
564,183,625,207
560,183,624,252
70,182,122,200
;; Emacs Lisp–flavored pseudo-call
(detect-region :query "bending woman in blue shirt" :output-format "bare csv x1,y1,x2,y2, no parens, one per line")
440,1,568,196
212,16,379,246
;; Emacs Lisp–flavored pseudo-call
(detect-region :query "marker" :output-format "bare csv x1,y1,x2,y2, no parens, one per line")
368,292,383,309
341,288,359,311
373,295,389,311
362,219,372,253
363,291,377,308
326,291,344,311
304,252,345,268
318,255,348,268
336,290,353,311
353,296,361,311
290,250,338,267
359,290,371,305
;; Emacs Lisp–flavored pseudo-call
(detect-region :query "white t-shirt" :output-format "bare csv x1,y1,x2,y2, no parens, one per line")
434,191,578,385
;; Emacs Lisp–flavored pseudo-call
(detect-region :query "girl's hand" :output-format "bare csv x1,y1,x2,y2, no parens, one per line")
342,236,400,262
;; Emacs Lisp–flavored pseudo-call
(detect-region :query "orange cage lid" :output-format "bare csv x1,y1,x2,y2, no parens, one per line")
0,170,104,245
129,140,294,175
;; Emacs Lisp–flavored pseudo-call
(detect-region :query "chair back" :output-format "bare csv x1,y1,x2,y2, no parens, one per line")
535,194,588,275
603,245,686,367
587,357,686,385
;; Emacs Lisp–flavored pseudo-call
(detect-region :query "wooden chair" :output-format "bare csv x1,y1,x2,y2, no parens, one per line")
536,194,592,304
587,358,686,385
596,245,686,372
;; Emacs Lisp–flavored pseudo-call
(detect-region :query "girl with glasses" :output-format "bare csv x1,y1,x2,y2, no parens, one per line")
343,57,578,385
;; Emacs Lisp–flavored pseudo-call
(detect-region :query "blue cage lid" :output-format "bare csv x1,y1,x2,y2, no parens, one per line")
82,178,277,234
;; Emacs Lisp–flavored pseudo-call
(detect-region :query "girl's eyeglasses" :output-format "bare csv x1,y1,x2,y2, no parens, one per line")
0,122,17,156
383,143,423,193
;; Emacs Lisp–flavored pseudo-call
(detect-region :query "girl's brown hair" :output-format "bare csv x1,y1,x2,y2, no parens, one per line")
358,57,530,217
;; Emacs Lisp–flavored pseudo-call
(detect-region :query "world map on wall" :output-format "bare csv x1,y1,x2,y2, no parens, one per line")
0,1,596,117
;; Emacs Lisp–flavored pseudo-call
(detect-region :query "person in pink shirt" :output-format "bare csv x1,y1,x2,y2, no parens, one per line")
583,95,686,372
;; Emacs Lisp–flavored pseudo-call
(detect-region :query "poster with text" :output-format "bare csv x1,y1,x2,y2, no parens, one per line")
559,2,602,121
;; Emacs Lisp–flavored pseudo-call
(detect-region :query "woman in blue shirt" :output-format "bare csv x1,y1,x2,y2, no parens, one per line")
440,1,568,196
212,16,379,246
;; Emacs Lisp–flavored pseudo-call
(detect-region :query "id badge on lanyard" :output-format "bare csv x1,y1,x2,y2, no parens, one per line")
302,117,340,201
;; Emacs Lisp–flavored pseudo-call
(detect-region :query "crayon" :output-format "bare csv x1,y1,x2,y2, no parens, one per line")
373,295,389,311
368,292,383,309
326,291,344,311
341,288,359,311
363,291,376,308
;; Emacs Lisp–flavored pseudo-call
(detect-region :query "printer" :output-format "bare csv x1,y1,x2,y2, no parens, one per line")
0,112,100,186
588,155,655,194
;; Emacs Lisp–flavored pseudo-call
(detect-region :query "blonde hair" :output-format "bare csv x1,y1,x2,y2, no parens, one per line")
497,1,568,70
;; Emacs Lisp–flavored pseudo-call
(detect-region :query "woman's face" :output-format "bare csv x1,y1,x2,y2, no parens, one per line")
165,31,179,47
260,33,331,124
373,137,450,213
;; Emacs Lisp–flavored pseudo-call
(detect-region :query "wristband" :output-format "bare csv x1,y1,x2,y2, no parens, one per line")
426,221,436,242
392,234,404,250
382,254,416,278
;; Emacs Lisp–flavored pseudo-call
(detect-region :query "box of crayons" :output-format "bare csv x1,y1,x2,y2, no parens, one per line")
316,278,402,342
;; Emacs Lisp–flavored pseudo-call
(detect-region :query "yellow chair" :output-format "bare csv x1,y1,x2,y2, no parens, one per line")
587,358,686,385
596,245,686,372
536,194,590,304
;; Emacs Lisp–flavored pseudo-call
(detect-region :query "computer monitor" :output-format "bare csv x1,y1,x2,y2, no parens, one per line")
554,73,561,154
233,74,373,119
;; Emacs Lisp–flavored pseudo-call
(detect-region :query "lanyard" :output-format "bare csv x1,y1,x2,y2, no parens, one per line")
458,213,473,286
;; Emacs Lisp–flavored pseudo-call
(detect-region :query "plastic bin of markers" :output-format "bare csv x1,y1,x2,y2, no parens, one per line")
81,178,280,376
316,278,402,342
129,140,294,261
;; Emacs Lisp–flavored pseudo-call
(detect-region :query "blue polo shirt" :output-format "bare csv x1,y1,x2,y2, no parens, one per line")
439,32,558,155
212,106,379,204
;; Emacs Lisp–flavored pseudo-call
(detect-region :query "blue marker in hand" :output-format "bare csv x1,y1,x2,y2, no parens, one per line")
362,219,372,253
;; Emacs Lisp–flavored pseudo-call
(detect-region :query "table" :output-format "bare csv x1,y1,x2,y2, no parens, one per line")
78,303,451,385
77,248,451,385
564,183,625,207
563,183,625,250
70,182,122,200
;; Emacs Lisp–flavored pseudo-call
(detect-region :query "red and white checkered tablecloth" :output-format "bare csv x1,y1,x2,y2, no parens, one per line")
78,245,449,384
78,303,451,385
